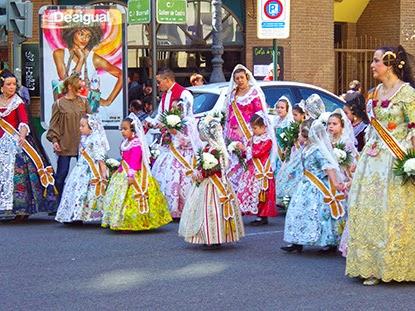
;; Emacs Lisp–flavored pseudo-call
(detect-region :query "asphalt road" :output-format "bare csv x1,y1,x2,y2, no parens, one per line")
1,215,414,311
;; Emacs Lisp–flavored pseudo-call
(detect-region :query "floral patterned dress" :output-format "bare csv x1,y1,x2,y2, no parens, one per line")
346,83,415,282
224,87,265,190
102,138,172,231
237,133,277,217
55,134,106,223
179,147,244,245
284,146,341,247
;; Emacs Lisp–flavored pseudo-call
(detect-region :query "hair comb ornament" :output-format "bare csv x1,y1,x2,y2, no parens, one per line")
398,60,406,69
382,51,397,66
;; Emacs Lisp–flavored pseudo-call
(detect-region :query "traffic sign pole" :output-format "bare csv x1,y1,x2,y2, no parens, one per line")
151,0,157,108
273,39,278,81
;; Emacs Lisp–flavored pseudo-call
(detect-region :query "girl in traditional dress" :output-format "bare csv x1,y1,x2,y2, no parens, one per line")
102,114,172,231
223,64,268,190
237,113,277,225
273,96,294,167
0,70,57,221
326,110,358,256
281,120,345,253
343,92,369,152
55,115,109,223
346,46,415,285
179,116,244,247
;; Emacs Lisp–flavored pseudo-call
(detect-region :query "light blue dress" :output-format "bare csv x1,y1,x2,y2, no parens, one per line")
276,145,303,199
55,134,106,223
283,146,340,247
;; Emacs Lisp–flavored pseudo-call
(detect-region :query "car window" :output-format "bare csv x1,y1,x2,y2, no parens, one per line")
192,93,220,114
261,86,296,108
298,88,343,112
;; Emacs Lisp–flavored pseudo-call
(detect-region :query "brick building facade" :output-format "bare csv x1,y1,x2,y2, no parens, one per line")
2,0,415,118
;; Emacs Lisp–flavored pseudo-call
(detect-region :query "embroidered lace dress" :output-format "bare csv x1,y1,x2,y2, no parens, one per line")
237,133,277,217
346,83,415,282
55,134,106,223
224,88,264,190
283,146,341,247
178,147,245,245
102,138,172,231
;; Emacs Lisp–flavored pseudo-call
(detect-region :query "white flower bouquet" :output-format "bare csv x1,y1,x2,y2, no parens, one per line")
196,148,222,179
105,158,120,175
160,108,186,132
393,149,415,185
333,143,352,167
226,140,247,171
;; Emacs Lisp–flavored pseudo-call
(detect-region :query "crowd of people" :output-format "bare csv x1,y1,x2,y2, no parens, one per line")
1,44,415,286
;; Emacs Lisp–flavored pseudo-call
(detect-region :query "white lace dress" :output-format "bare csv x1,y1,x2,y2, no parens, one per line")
55,134,106,223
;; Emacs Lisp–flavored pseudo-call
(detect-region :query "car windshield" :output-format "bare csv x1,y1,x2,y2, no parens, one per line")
193,92,219,114
261,86,297,108
298,88,343,112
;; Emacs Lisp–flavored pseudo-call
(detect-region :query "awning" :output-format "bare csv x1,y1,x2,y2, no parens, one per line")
334,0,370,23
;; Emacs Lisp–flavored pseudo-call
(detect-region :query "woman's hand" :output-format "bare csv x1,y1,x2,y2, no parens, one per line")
334,182,345,193
236,142,245,151
52,142,62,153
73,47,86,62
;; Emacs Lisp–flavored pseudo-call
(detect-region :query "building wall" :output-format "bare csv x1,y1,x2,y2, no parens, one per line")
356,0,401,47
400,0,415,54
245,0,334,92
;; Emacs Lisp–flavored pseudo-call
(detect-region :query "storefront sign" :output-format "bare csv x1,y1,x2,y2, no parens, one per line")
21,43,40,97
39,5,127,129
257,0,290,39
252,46,284,79
157,0,187,24
128,0,150,24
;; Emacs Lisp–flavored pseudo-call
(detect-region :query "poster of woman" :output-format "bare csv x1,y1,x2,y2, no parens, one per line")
40,6,126,128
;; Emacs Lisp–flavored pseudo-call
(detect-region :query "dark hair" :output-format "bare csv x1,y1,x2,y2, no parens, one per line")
250,114,266,127
80,114,92,130
378,45,415,87
0,69,17,88
142,96,152,105
62,26,103,51
344,92,369,124
157,68,175,81
233,68,249,81
275,98,289,111
328,113,345,127
122,117,136,133
143,79,153,87
129,99,143,111
292,105,305,114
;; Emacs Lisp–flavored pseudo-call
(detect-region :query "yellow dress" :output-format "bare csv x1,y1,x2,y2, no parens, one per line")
346,83,415,282
101,169,172,231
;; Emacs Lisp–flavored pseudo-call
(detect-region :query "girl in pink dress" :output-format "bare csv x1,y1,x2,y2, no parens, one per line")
237,113,278,225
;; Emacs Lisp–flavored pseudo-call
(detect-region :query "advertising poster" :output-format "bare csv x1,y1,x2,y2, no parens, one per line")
40,5,127,129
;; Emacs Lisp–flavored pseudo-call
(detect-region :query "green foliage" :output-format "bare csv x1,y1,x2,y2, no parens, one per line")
393,148,415,185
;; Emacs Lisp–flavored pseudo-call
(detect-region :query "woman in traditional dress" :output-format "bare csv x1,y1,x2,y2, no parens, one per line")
346,46,415,285
179,116,244,248
223,64,269,190
273,96,294,167
101,114,172,231
237,113,278,225
281,120,345,253
343,92,369,152
55,115,109,223
0,70,57,220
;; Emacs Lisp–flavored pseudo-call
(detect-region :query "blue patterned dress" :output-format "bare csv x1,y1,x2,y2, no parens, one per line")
283,146,340,247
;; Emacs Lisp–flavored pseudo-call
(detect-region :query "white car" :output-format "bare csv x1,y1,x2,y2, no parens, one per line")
190,80,345,118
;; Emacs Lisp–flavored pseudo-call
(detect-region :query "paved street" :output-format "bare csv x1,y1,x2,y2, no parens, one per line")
1,215,414,311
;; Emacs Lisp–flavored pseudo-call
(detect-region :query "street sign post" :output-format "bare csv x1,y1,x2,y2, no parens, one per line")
128,0,150,24
156,0,187,24
257,0,290,81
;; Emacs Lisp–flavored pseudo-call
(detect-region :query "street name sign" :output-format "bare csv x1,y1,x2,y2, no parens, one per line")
157,0,187,24
128,0,150,24
257,0,290,39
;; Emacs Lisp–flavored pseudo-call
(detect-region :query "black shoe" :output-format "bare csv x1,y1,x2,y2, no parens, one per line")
250,217,268,226
203,243,222,250
318,246,337,254
280,244,303,253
